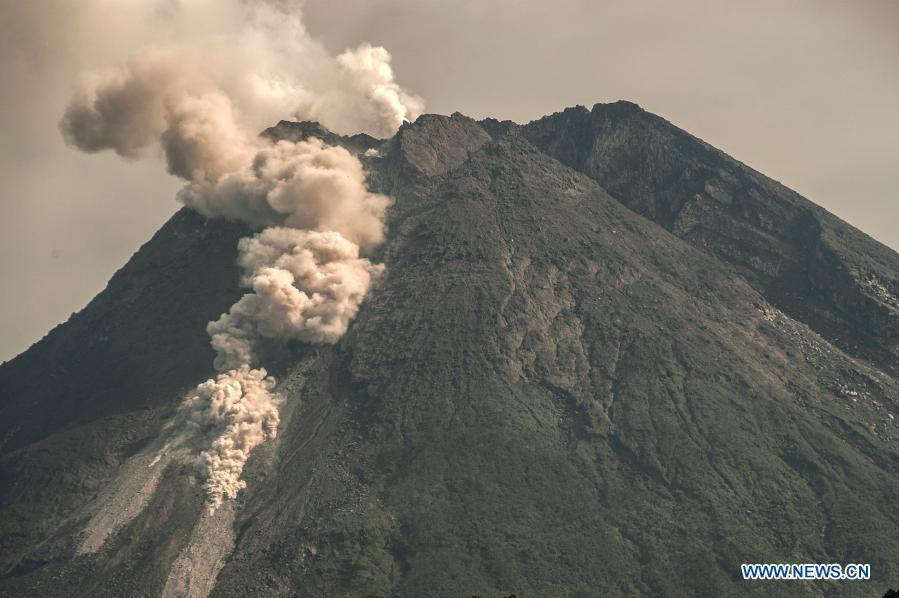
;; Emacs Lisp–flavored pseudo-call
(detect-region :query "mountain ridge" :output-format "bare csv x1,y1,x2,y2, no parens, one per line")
520,101,898,373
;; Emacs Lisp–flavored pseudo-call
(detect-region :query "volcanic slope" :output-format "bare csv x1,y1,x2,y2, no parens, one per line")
0,109,897,597
521,101,899,374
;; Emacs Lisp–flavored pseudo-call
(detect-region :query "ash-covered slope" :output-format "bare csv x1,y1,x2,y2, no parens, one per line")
1,109,898,597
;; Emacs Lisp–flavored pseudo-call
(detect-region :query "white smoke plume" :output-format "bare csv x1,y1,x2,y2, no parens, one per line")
60,0,418,510
178,366,282,510
178,139,390,249
208,228,385,371
60,3,423,157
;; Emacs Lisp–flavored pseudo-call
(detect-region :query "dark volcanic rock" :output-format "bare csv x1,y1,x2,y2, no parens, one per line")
261,120,382,155
522,102,899,373
389,112,492,175
1,108,897,597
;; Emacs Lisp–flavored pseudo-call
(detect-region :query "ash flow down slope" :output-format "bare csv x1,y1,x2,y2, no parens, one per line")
1,105,898,597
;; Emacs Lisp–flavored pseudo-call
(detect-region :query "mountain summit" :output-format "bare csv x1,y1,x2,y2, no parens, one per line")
1,103,897,597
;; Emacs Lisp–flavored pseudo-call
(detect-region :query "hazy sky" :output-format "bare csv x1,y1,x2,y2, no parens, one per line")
1,0,897,362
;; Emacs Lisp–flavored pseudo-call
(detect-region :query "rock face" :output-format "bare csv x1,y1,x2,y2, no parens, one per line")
1,105,897,597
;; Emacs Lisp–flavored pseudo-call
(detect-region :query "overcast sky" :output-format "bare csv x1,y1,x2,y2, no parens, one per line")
1,0,897,362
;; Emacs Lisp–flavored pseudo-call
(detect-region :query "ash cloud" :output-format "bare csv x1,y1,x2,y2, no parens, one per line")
178,138,389,249
208,228,385,371
60,0,418,510
178,366,282,510
60,3,423,159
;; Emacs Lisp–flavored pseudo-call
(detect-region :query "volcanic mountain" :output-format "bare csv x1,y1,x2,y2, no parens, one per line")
1,102,897,597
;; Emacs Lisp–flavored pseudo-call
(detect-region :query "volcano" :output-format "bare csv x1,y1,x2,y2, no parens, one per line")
1,102,897,597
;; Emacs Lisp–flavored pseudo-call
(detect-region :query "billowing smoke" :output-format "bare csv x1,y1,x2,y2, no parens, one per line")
61,4,422,152
61,0,419,510
179,366,281,510
209,228,385,371
178,138,389,249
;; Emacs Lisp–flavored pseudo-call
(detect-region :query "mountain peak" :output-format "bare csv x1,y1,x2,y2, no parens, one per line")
593,99,644,113
522,102,899,371
262,120,382,154
391,111,491,175
1,101,897,597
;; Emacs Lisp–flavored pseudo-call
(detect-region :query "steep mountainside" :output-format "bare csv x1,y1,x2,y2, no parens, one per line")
521,102,899,373
1,107,897,597
0,212,249,573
